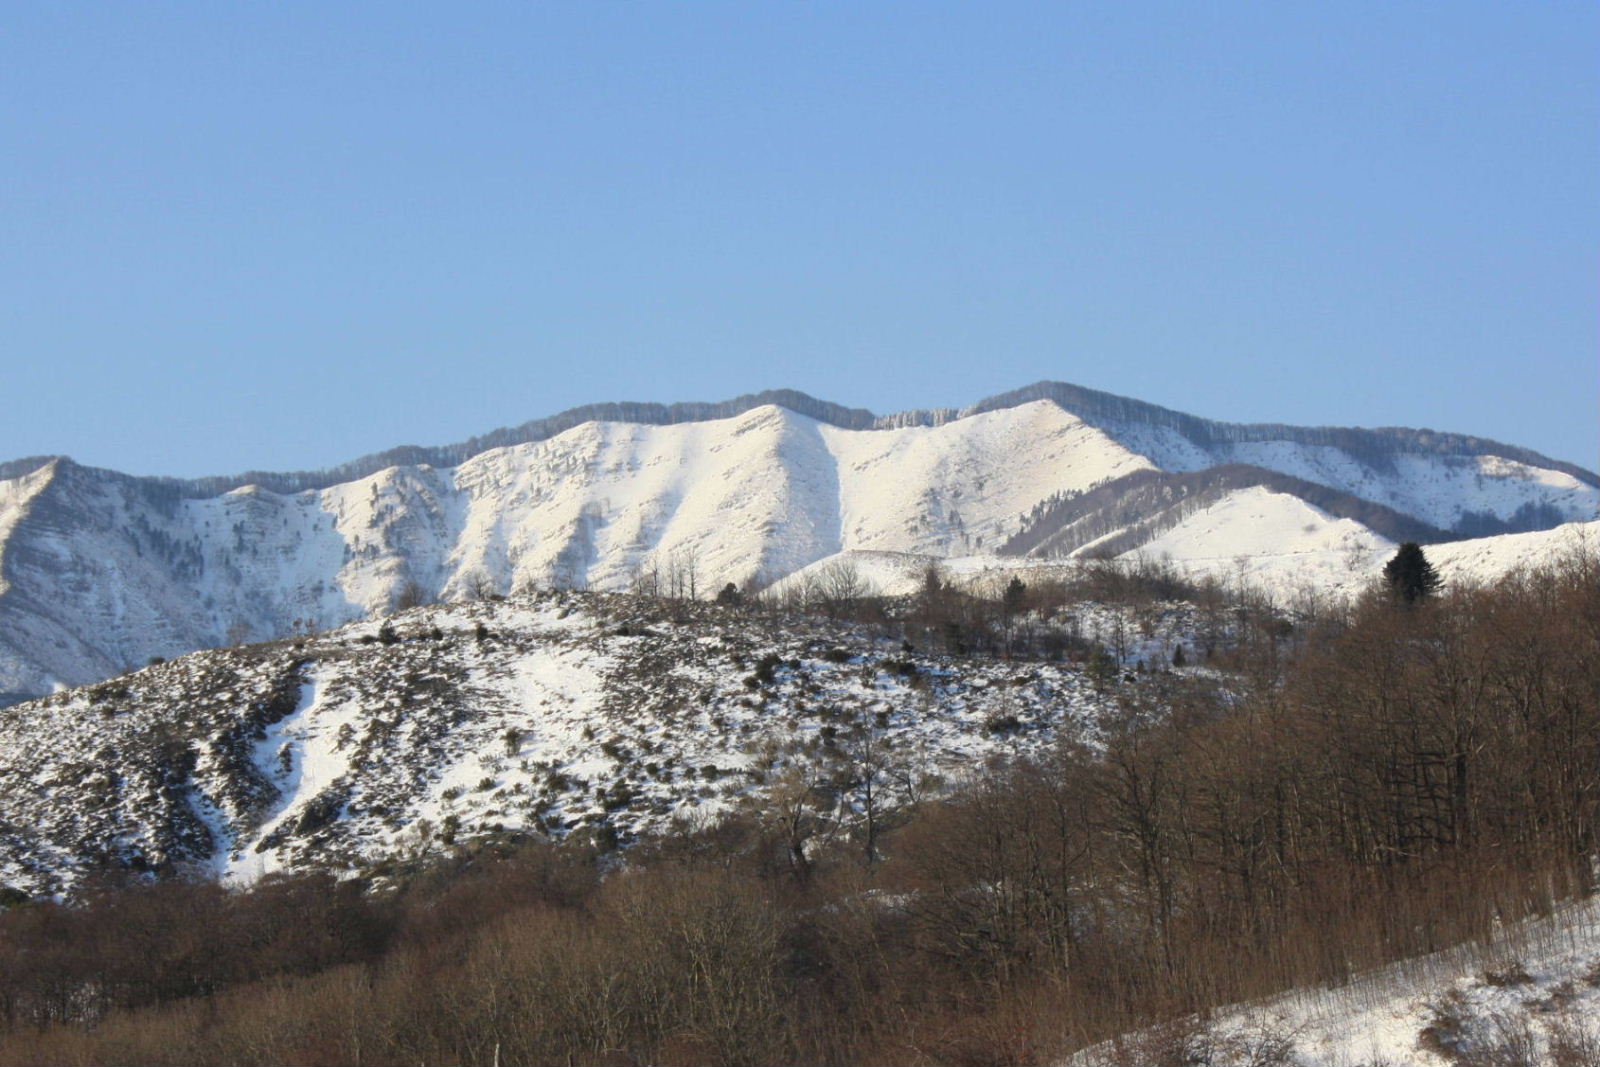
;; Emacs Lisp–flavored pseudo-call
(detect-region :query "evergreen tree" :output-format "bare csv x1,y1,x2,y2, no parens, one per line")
1383,541,1442,604
1001,576,1027,618
1087,646,1119,692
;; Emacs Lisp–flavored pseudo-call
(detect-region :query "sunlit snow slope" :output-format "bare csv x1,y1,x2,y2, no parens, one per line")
0,591,1129,897
763,512,1598,605
0,383,1592,696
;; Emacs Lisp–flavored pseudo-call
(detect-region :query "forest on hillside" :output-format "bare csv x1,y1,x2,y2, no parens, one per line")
0,547,1595,1066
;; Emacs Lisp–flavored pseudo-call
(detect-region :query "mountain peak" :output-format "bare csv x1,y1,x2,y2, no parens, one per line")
0,384,1592,701
10,382,1591,499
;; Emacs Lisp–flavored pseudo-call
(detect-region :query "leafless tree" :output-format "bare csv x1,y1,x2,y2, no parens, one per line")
810,559,868,618
393,579,431,611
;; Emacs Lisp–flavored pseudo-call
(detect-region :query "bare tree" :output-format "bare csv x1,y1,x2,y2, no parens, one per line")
393,579,431,612
628,560,663,601
810,559,868,618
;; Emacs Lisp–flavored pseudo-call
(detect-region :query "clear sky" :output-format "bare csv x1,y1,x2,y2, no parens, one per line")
2,3,1595,478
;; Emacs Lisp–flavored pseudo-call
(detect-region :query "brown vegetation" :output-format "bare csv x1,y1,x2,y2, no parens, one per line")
0,549,1595,1065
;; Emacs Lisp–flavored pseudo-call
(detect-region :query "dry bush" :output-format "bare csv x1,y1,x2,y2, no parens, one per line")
1085,1013,1213,1067
1474,1010,1543,1067
1546,1012,1600,1067
1,550,1597,1067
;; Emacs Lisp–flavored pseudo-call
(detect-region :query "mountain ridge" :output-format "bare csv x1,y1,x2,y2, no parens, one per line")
0,386,1593,702
6,380,1593,497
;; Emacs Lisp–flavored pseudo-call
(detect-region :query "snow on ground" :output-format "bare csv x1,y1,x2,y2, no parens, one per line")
1,395,1591,699
0,590,1196,897
770,550,1085,599
1152,517,1600,604
1102,420,1597,531
0,461,60,599
1191,443,1595,533
768,516,1599,613
1428,519,1599,587
1104,488,1395,602
213,665,369,882
1130,487,1388,565
1072,896,1600,1066
821,401,1155,557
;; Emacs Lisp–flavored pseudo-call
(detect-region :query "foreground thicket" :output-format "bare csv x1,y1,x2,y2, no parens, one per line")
0,552,1595,1066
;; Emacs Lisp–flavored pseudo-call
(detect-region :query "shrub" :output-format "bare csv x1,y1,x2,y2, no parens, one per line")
984,713,1022,736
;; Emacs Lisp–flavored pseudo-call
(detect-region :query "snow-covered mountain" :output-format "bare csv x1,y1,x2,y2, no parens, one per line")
778,517,1600,615
0,590,1168,898
0,382,1592,699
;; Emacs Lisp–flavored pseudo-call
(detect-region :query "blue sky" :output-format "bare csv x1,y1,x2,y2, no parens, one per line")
2,3,1595,477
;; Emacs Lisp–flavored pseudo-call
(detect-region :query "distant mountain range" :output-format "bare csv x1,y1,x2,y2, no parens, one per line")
1,381,1594,700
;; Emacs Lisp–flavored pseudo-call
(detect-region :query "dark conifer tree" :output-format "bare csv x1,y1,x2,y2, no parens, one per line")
1002,576,1027,618
1383,541,1442,603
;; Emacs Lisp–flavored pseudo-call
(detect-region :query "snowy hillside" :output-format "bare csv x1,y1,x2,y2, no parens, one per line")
774,516,1599,609
1076,897,1600,1067
1116,423,1594,533
1121,485,1384,563
1145,513,1600,602
0,383,1592,698
0,589,1187,899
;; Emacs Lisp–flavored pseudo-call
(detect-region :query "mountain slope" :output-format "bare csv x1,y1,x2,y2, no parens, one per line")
1002,464,1449,559
771,517,1600,612
0,383,1592,698
0,402,1155,695
1074,897,1600,1067
14,380,1582,501
0,591,1142,898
